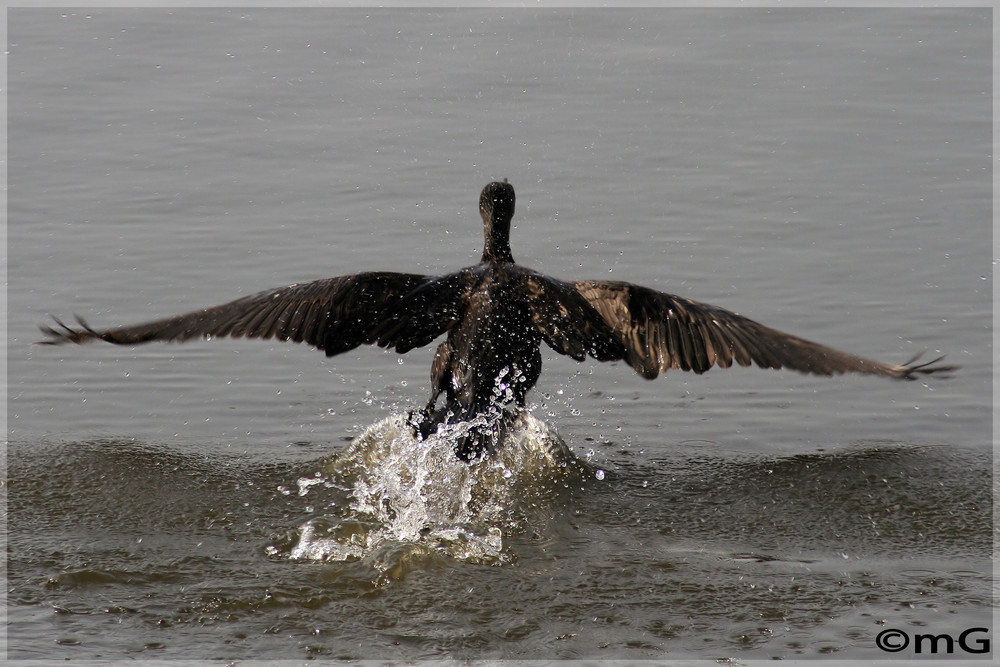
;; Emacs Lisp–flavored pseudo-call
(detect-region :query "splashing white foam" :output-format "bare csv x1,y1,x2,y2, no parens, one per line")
287,411,587,564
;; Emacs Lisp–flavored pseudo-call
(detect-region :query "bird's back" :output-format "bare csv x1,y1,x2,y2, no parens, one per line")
438,262,543,416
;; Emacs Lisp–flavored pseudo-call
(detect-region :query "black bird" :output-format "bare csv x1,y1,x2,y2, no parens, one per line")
40,181,954,459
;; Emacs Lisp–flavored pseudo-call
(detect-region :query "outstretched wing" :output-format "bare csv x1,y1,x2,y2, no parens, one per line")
38,271,457,357
569,279,956,381
524,272,626,362
367,269,478,353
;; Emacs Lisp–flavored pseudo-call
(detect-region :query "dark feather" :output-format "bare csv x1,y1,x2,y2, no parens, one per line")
38,272,438,355
571,280,957,380
524,272,625,362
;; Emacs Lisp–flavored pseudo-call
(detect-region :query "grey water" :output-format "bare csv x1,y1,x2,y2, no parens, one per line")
6,7,992,663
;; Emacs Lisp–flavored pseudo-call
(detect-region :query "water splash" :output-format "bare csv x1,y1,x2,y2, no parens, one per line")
284,411,589,565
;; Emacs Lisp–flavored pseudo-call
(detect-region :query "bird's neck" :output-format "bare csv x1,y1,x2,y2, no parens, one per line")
481,219,514,263
481,242,514,263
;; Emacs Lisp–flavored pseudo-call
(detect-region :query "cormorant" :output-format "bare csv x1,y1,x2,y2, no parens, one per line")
39,180,955,459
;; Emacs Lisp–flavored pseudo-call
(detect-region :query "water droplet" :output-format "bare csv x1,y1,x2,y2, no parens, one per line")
595,469,605,480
